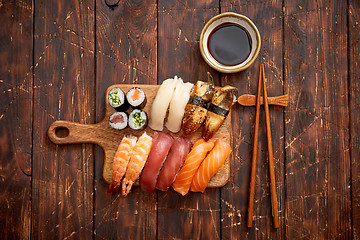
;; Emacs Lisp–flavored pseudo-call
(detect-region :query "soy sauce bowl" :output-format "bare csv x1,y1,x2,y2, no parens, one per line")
200,12,261,73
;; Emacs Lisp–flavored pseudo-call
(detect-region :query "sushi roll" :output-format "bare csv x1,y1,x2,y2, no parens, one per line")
108,87,130,111
128,109,148,130
109,112,128,130
126,87,147,109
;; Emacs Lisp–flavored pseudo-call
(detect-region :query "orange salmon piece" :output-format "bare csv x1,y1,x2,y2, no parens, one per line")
190,139,232,192
172,139,214,196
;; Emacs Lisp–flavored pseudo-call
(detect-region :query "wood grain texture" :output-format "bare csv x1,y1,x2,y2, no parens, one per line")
32,0,95,238
157,1,222,239
0,0,33,239
284,0,351,238
48,84,231,187
220,0,285,238
349,0,360,239
94,1,157,239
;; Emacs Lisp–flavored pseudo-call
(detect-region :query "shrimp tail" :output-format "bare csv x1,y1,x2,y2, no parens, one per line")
108,182,121,194
122,179,134,197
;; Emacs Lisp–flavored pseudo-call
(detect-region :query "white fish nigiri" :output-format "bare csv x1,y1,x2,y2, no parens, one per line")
149,76,182,131
165,81,194,133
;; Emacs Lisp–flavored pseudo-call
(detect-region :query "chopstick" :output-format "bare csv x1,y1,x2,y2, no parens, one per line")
247,64,280,228
261,65,280,228
247,64,263,228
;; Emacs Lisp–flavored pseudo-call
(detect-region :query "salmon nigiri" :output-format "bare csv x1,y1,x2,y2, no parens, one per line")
122,132,153,197
172,139,214,196
191,139,232,192
108,136,137,193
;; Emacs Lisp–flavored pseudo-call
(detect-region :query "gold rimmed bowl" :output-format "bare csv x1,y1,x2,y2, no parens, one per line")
200,12,261,73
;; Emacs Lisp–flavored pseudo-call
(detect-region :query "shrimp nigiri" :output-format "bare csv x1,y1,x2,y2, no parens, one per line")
172,139,214,196
122,132,153,196
108,136,137,193
191,139,232,192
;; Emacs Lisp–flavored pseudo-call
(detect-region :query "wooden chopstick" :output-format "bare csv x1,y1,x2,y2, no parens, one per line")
247,64,263,228
261,64,280,228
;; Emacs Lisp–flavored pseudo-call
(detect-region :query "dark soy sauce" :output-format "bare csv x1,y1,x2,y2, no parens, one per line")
208,23,252,66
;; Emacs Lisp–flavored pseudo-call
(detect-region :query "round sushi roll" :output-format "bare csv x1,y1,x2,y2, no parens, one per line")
128,109,148,130
126,87,147,109
109,112,128,130
108,87,130,111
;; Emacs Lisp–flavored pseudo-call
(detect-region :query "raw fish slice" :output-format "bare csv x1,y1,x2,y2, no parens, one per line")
108,136,137,193
172,139,214,196
165,81,194,133
140,132,174,192
191,139,232,192
149,77,182,131
202,86,238,141
122,132,153,196
182,72,215,135
156,137,193,191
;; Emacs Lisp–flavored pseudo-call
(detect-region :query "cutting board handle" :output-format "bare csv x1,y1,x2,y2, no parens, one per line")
48,120,100,145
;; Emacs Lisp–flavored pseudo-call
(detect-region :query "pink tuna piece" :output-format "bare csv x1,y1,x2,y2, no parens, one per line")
156,136,193,191
140,132,174,192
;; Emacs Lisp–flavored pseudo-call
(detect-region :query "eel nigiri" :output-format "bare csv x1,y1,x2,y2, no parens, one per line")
108,136,137,193
149,77,182,131
172,139,214,196
139,132,174,192
165,81,194,133
156,137,193,191
191,139,232,192
202,86,238,141
122,132,153,196
182,72,215,135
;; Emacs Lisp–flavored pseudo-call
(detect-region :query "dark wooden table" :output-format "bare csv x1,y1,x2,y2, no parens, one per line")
1,0,359,239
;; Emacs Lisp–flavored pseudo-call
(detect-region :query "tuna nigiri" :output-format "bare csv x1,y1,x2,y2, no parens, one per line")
108,136,137,193
172,139,214,196
122,132,153,196
191,139,232,192
156,137,193,191
149,77,182,131
139,132,174,192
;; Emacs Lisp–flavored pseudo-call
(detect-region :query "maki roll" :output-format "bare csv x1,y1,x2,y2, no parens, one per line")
109,112,128,130
128,109,148,130
108,87,130,111
126,87,147,109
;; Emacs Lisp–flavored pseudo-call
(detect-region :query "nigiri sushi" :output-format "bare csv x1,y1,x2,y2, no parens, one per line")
108,135,137,193
149,77,182,131
122,132,153,196
172,139,214,196
156,137,193,191
139,132,174,192
165,81,194,133
191,139,232,192
182,72,215,135
202,86,238,141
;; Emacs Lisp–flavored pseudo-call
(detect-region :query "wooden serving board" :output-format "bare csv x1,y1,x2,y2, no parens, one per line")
48,84,231,188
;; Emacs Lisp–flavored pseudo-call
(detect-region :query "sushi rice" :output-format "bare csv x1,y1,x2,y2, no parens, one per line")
128,109,148,130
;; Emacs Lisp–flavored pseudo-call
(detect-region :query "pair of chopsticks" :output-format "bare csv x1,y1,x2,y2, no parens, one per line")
247,64,280,228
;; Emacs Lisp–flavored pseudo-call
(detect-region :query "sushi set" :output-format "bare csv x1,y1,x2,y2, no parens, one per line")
47,75,234,195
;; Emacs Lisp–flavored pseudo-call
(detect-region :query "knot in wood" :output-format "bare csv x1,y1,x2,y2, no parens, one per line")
105,0,120,8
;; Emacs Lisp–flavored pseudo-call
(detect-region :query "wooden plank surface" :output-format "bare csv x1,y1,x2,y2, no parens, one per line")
220,0,285,238
94,1,158,239
284,0,351,238
1,0,360,239
32,0,95,238
349,0,360,239
0,0,33,239
157,1,222,239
